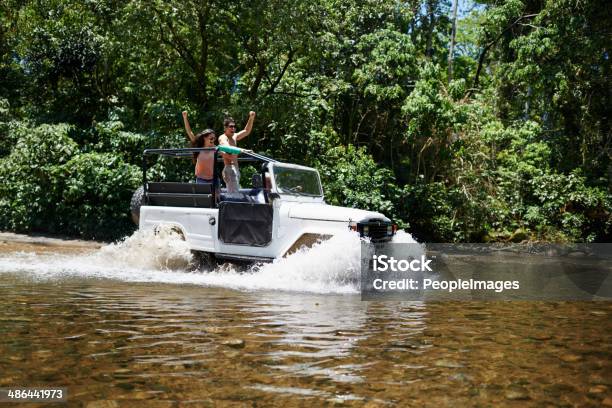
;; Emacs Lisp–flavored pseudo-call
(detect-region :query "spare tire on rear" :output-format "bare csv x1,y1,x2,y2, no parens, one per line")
130,186,145,225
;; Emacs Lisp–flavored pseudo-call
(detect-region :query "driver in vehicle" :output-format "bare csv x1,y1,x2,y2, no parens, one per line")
218,111,256,192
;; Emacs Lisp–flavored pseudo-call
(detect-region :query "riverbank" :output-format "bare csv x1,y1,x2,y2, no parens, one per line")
0,231,103,254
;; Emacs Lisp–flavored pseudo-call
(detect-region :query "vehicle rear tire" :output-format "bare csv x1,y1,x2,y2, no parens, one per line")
130,186,145,225
191,250,217,271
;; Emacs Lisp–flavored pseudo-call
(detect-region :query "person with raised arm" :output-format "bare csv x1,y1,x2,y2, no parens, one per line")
182,111,216,184
217,111,256,193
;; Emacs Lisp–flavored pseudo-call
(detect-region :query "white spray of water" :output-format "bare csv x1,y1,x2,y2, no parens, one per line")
97,227,194,271
0,228,363,293
208,230,362,293
392,230,419,244
0,227,420,294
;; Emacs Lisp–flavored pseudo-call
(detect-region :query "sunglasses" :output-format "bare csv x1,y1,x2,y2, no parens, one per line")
227,125,236,129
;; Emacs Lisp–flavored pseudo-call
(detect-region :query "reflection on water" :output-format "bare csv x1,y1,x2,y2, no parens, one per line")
1,277,610,407
0,236,610,407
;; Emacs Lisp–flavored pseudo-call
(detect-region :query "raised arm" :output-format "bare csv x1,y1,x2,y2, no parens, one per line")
235,111,256,142
182,111,196,144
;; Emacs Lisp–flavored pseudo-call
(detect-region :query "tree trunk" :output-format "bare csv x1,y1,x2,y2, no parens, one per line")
425,0,435,59
196,7,211,109
249,61,266,98
448,0,458,82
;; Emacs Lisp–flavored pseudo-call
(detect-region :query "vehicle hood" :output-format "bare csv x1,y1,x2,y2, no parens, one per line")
288,203,390,223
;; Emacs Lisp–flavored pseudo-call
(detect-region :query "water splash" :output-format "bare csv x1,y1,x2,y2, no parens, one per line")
0,227,419,294
392,230,419,244
98,227,193,271
222,230,363,293
0,229,394,293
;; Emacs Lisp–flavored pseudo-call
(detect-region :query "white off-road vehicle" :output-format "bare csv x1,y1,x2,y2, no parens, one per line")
132,147,397,263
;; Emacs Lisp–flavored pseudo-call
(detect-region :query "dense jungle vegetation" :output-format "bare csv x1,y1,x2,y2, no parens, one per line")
0,0,610,242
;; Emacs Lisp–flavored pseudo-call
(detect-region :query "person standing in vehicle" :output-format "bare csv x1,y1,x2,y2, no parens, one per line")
218,111,256,192
182,111,216,184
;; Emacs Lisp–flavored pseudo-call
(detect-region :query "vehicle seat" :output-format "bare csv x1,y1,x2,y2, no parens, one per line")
230,188,266,203
219,192,250,203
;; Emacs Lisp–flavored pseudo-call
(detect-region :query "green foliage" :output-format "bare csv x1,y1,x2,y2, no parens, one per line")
58,152,141,239
0,0,609,242
353,28,417,102
0,100,23,157
239,165,259,188
402,180,487,242
483,0,610,179
0,98,8,121
75,121,148,165
15,1,107,124
525,171,611,242
146,131,195,183
0,123,78,231
0,122,141,240
401,64,460,182
316,145,402,224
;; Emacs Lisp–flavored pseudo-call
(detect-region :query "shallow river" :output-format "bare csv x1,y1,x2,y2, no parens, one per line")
0,232,610,407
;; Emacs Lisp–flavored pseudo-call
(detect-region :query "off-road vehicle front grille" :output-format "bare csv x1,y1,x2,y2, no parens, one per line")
359,221,393,242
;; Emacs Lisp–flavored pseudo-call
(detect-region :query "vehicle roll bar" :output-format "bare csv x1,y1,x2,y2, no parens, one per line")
141,148,278,206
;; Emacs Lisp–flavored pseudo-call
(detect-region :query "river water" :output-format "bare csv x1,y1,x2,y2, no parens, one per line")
0,231,610,407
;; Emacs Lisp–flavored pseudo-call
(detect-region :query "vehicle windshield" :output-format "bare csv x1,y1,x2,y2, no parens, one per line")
273,166,322,197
